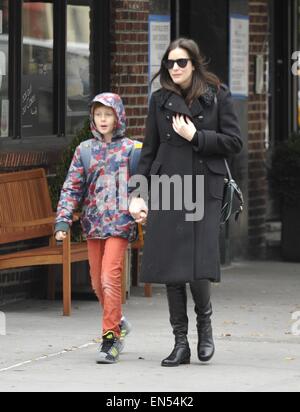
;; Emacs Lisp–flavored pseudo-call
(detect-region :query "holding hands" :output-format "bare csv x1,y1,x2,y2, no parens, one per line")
129,197,148,225
172,114,197,142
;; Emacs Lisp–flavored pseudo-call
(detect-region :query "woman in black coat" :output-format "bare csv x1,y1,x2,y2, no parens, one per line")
130,38,243,367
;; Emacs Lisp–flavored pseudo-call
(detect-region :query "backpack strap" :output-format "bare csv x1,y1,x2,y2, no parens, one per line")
80,140,93,176
129,140,143,176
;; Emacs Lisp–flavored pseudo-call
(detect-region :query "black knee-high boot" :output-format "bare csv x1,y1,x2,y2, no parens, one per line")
161,284,191,367
190,280,215,363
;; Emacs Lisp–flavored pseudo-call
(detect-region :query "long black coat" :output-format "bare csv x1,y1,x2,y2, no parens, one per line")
136,85,243,284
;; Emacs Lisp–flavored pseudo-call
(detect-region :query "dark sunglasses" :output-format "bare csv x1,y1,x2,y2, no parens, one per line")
164,58,192,70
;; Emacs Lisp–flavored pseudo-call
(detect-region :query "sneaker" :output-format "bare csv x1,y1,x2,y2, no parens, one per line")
96,331,122,364
119,316,132,352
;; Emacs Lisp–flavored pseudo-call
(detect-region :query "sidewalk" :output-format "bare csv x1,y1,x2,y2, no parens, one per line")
0,261,299,392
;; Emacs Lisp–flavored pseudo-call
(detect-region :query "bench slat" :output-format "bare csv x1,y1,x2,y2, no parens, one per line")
0,243,88,270
0,169,53,245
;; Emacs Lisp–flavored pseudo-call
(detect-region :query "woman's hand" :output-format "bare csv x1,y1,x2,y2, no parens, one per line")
129,198,148,225
172,114,197,142
55,231,67,241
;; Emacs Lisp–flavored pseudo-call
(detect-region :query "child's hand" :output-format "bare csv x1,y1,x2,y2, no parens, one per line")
55,231,67,241
129,198,148,224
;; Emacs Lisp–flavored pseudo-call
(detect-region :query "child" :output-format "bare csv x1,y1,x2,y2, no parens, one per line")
55,93,137,364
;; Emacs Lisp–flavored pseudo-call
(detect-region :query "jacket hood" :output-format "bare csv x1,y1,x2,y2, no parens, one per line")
90,93,127,141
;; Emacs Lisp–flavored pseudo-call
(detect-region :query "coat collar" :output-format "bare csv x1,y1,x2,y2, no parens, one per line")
159,86,217,118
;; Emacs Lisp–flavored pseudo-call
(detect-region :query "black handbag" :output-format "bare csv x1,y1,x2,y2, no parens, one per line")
221,160,244,225
212,95,244,225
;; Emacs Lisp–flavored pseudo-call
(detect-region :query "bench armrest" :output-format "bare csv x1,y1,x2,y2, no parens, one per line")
0,216,56,228
1,213,81,229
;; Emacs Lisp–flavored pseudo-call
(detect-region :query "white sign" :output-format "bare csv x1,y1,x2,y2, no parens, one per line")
149,15,171,95
0,49,6,95
230,15,249,98
1,99,9,137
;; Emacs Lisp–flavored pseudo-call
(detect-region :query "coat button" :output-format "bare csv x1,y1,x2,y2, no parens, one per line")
198,116,204,120
169,103,173,107
166,133,171,140
166,115,171,120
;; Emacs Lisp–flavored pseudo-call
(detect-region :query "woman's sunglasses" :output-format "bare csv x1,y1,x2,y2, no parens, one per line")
164,58,192,70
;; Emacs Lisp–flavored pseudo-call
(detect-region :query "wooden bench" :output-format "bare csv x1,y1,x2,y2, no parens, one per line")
0,169,89,316
0,169,151,316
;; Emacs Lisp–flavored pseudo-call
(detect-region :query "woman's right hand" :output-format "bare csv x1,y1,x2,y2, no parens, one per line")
55,231,67,241
129,198,148,225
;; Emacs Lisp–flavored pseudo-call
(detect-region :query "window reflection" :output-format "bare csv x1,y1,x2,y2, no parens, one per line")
0,0,9,137
22,1,54,137
150,0,171,14
66,1,91,135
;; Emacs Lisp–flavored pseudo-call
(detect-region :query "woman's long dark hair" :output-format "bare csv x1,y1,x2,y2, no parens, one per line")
152,38,221,106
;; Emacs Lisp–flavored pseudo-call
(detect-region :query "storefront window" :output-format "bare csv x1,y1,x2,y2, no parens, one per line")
66,0,92,135
0,0,9,138
22,1,54,137
150,0,171,14
0,0,107,140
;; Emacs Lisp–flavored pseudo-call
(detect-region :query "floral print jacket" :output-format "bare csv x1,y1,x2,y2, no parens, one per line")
55,93,137,242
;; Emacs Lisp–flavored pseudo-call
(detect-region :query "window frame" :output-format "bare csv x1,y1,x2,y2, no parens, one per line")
4,0,110,146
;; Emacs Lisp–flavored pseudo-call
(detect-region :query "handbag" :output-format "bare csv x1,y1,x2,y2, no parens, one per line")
212,95,244,225
221,160,244,225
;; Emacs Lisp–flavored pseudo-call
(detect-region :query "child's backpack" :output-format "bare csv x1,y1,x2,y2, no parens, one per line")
129,141,143,177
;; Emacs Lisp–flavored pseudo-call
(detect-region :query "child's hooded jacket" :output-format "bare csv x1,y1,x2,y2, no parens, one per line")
55,93,137,242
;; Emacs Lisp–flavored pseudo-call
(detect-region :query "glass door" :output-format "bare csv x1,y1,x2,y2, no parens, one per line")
22,0,54,137
66,0,92,135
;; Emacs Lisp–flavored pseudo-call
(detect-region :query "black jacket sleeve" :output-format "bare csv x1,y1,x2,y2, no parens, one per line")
193,88,243,156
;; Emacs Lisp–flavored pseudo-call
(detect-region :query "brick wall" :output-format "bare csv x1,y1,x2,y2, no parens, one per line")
0,152,49,173
0,268,44,307
110,0,150,140
248,0,269,258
